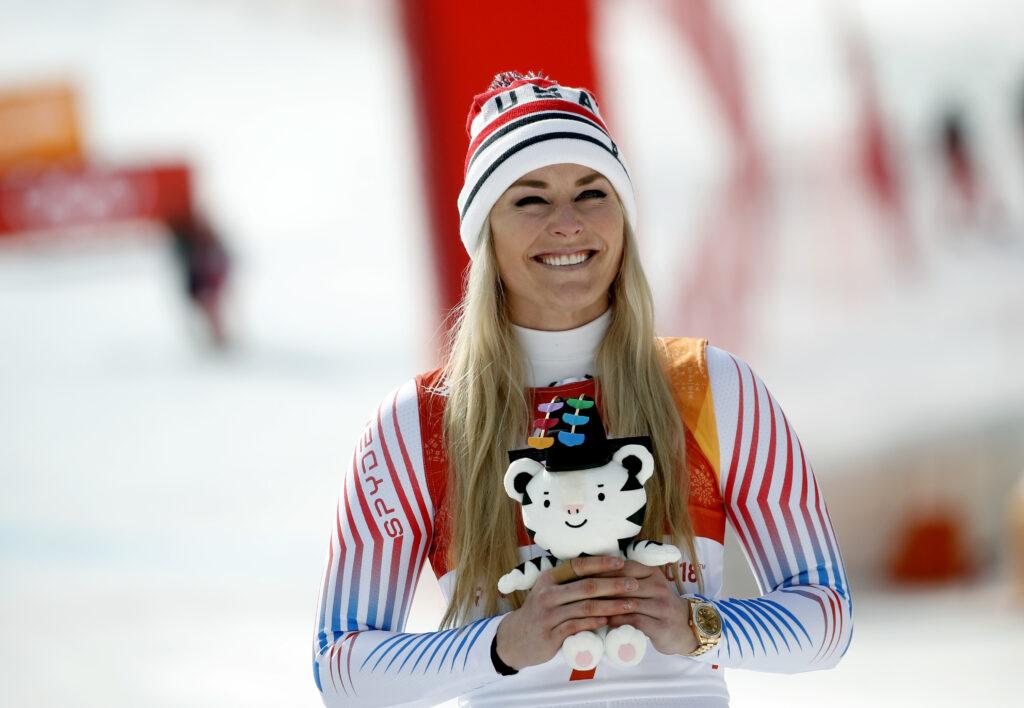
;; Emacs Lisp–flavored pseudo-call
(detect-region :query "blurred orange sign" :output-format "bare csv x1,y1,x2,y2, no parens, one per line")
0,84,83,174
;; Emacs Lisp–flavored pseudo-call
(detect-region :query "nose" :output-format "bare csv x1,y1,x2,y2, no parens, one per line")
550,203,582,238
564,504,584,515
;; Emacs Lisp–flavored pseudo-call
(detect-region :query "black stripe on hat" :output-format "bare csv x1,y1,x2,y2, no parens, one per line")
467,110,611,174
460,131,628,220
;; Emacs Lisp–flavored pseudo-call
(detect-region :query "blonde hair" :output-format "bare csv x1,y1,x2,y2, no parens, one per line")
438,221,701,629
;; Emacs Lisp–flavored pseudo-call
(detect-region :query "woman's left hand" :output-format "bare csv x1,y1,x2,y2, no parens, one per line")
594,559,699,656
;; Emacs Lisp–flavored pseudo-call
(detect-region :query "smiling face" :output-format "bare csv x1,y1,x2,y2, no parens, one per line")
503,444,653,560
488,162,625,330
520,464,644,559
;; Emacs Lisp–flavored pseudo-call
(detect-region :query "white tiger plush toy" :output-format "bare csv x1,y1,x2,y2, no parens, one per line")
498,394,681,671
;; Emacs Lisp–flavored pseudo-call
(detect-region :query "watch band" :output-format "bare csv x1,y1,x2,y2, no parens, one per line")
686,638,717,657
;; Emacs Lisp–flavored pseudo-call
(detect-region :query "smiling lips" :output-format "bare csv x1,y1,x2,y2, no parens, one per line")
565,519,588,528
534,250,596,267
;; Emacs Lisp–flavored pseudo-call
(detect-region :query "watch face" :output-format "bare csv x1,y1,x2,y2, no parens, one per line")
695,605,722,636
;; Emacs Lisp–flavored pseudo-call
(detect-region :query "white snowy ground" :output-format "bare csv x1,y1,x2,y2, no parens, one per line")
2,1,1023,707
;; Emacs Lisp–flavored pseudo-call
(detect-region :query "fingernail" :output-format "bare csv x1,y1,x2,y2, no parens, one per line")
612,558,624,568
626,579,639,591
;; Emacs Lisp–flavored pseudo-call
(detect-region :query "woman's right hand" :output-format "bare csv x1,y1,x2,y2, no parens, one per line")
494,555,640,671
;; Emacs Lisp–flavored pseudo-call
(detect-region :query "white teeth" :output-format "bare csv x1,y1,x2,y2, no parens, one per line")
539,251,590,267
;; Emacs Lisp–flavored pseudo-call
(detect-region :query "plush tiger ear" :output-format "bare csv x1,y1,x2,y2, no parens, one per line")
613,444,655,488
504,458,544,504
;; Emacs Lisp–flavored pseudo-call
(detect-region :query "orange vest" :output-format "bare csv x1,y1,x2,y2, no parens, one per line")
415,337,725,578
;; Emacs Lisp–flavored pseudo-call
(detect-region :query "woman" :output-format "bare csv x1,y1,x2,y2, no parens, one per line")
312,72,852,707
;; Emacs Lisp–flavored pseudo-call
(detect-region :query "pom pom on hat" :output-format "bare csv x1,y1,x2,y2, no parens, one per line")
488,70,549,89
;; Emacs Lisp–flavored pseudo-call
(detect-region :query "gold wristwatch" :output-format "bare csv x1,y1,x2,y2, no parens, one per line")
685,599,723,656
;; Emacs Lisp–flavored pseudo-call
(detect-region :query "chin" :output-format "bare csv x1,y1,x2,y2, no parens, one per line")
543,292,605,315
547,278,609,301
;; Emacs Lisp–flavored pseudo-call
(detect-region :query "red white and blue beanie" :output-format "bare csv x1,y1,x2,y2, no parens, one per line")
457,71,637,258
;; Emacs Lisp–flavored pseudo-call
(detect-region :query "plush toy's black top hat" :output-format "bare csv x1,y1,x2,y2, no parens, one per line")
508,394,652,472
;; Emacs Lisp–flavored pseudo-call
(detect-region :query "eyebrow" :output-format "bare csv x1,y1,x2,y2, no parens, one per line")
510,172,605,189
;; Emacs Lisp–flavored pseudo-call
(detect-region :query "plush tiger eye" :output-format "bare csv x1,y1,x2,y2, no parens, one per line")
598,492,606,501
544,500,551,508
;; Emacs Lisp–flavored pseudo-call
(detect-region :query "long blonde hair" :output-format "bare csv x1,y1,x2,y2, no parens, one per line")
439,222,701,628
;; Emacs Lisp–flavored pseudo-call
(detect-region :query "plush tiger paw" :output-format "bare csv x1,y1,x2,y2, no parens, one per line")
625,540,682,567
561,630,604,671
498,568,533,594
603,624,647,667
497,554,557,594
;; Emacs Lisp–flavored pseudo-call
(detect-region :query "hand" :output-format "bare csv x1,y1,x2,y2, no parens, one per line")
594,560,699,656
494,555,640,670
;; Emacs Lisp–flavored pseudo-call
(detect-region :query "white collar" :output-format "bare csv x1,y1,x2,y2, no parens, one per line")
512,308,611,387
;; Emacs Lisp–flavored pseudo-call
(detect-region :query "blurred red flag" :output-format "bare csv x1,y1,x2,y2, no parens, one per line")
399,0,600,341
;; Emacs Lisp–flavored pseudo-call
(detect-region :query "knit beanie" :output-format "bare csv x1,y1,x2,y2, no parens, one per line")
456,71,637,258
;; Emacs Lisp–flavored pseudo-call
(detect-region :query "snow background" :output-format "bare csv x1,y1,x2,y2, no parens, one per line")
1,0,1022,706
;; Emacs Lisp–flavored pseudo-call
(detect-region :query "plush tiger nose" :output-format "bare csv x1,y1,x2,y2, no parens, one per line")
564,504,584,515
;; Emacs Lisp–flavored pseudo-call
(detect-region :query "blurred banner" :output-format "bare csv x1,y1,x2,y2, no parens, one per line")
0,163,192,235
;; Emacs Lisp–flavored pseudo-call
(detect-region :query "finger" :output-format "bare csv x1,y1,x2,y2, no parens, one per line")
613,577,670,599
604,597,666,619
619,560,659,577
548,563,578,585
540,555,623,587
606,613,653,634
609,573,678,600
552,596,638,624
571,555,625,579
555,575,639,606
590,560,661,579
552,615,608,642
